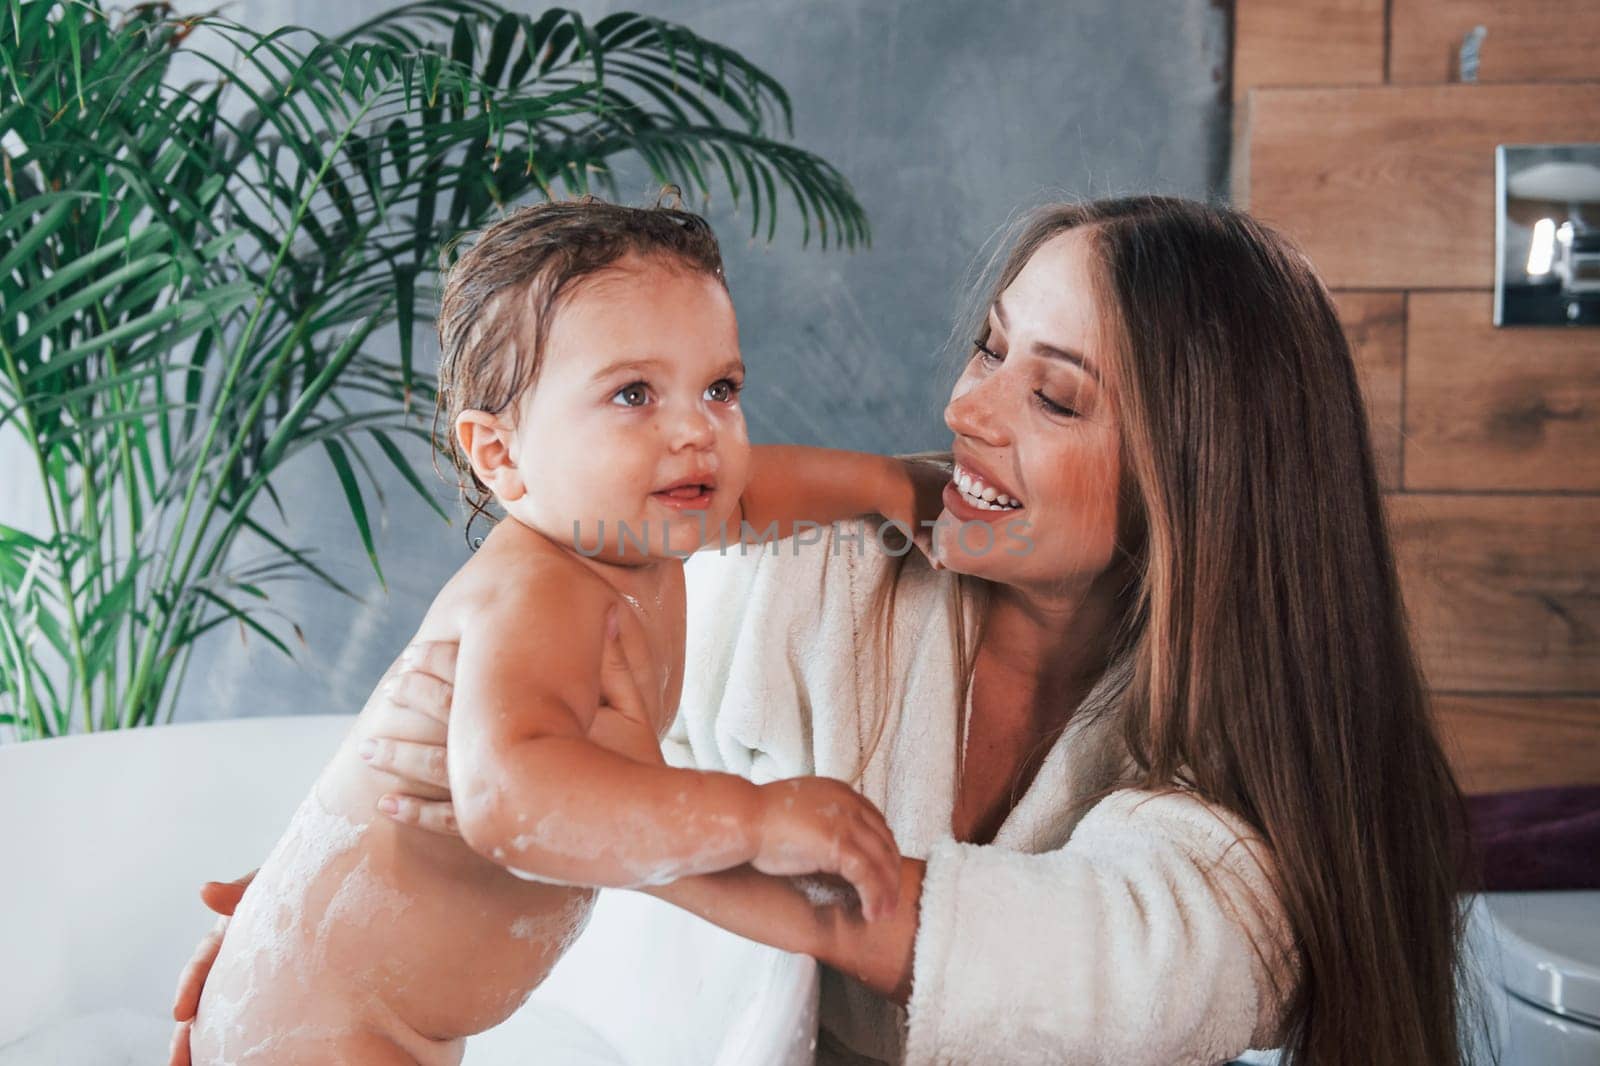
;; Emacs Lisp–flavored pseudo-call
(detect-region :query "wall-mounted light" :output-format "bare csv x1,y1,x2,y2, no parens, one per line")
1526,218,1556,277
1496,144,1600,326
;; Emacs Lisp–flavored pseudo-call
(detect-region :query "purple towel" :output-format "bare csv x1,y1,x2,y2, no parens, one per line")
1466,785,1600,892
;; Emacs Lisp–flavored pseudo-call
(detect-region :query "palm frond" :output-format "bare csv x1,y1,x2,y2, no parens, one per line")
0,0,868,739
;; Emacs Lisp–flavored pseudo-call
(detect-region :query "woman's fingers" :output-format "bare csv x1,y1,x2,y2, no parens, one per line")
365,640,458,726
383,667,454,725
378,793,461,837
170,918,227,1021
167,1019,193,1066
198,869,256,917
360,737,449,788
399,639,459,684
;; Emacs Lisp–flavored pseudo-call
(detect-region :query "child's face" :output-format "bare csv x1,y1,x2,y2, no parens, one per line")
476,255,750,563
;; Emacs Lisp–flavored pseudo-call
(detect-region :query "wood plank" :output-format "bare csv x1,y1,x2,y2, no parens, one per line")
1333,291,1404,490
1233,0,1385,103
1236,85,1600,289
1435,695,1600,793
1390,1,1600,85
1404,292,1600,491
1387,493,1600,693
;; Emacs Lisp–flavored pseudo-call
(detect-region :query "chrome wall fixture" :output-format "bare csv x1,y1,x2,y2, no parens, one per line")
1495,144,1600,327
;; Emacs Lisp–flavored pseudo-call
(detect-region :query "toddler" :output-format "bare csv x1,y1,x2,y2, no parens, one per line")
190,199,935,1064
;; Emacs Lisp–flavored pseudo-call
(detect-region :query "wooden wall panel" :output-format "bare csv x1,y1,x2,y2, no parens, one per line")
1233,0,1385,103
1236,85,1600,289
1388,493,1600,694
1405,292,1600,491
1436,695,1600,793
1234,7,1600,795
1333,291,1405,489
1390,1,1600,85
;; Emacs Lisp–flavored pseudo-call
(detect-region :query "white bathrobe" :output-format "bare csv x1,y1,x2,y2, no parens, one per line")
663,520,1297,1066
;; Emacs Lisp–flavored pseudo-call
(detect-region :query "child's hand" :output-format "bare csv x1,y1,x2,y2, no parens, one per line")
750,778,902,921
899,458,950,570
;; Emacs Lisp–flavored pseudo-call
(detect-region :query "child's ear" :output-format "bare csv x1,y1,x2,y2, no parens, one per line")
456,409,526,502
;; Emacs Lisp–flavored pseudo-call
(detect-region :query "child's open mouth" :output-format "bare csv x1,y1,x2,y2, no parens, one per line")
651,481,716,510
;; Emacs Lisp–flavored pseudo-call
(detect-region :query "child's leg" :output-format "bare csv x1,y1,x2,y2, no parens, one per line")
231,1026,461,1066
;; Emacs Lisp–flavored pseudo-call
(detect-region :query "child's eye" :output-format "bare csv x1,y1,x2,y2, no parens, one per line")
612,382,652,408
705,378,742,403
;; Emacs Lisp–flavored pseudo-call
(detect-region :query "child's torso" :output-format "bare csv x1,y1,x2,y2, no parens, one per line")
190,533,689,1062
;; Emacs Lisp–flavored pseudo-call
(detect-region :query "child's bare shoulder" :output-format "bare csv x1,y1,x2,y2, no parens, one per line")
431,521,614,636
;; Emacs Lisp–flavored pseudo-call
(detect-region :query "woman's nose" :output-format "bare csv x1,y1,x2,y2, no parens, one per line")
944,376,1010,447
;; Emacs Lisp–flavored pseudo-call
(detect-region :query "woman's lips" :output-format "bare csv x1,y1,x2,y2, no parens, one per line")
941,479,1026,524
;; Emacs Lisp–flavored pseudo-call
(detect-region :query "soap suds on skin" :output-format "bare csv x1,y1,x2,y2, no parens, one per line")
509,892,595,958
790,873,860,911
500,800,746,889
195,791,368,1059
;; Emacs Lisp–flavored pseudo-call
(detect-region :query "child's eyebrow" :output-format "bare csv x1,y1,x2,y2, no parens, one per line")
590,356,745,382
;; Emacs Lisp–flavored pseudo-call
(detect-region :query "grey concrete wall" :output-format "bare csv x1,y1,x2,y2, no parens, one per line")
2,0,1231,725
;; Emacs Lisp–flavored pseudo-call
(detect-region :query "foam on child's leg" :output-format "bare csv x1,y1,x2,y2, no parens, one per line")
508,890,595,953
194,791,368,1059
318,853,408,946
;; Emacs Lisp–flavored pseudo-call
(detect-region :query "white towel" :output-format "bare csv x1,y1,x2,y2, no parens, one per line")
668,520,1295,1065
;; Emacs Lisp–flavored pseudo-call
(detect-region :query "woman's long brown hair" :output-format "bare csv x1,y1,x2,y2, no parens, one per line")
869,197,1488,1063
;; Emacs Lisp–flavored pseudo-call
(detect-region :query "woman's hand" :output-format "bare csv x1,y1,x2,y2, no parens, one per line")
364,605,658,834
166,870,255,1066
359,638,461,835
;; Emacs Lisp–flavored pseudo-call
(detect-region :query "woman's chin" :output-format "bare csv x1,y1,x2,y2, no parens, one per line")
931,517,1034,580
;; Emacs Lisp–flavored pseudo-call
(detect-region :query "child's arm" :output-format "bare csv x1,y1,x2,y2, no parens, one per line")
446,569,902,915
715,445,947,548
447,570,755,887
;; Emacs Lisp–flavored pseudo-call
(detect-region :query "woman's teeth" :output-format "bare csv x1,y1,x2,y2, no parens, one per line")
954,467,1023,510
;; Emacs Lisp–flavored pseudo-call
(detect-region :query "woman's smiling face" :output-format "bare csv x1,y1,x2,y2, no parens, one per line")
933,228,1126,592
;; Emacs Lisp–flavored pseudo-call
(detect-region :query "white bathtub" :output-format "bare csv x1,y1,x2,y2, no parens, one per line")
0,715,819,1064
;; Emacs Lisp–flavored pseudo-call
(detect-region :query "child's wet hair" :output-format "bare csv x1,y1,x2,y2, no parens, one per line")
433,193,727,539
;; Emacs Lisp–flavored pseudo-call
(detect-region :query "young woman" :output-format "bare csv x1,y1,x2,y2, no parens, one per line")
173,197,1479,1065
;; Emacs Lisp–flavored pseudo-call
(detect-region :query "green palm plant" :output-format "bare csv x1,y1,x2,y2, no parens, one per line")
0,0,868,740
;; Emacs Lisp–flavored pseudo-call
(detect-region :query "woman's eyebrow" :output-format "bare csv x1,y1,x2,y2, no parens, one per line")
992,299,1100,383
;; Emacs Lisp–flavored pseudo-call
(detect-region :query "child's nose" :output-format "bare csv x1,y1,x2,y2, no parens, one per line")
667,406,716,451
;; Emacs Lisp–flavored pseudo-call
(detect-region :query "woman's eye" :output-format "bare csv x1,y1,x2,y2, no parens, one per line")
972,340,1004,365
1034,391,1079,418
705,378,742,403
612,382,651,408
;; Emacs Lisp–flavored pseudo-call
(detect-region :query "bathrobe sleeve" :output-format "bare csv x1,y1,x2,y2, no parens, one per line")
903,788,1298,1066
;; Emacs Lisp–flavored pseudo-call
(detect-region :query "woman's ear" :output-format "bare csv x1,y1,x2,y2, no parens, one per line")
456,409,526,502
